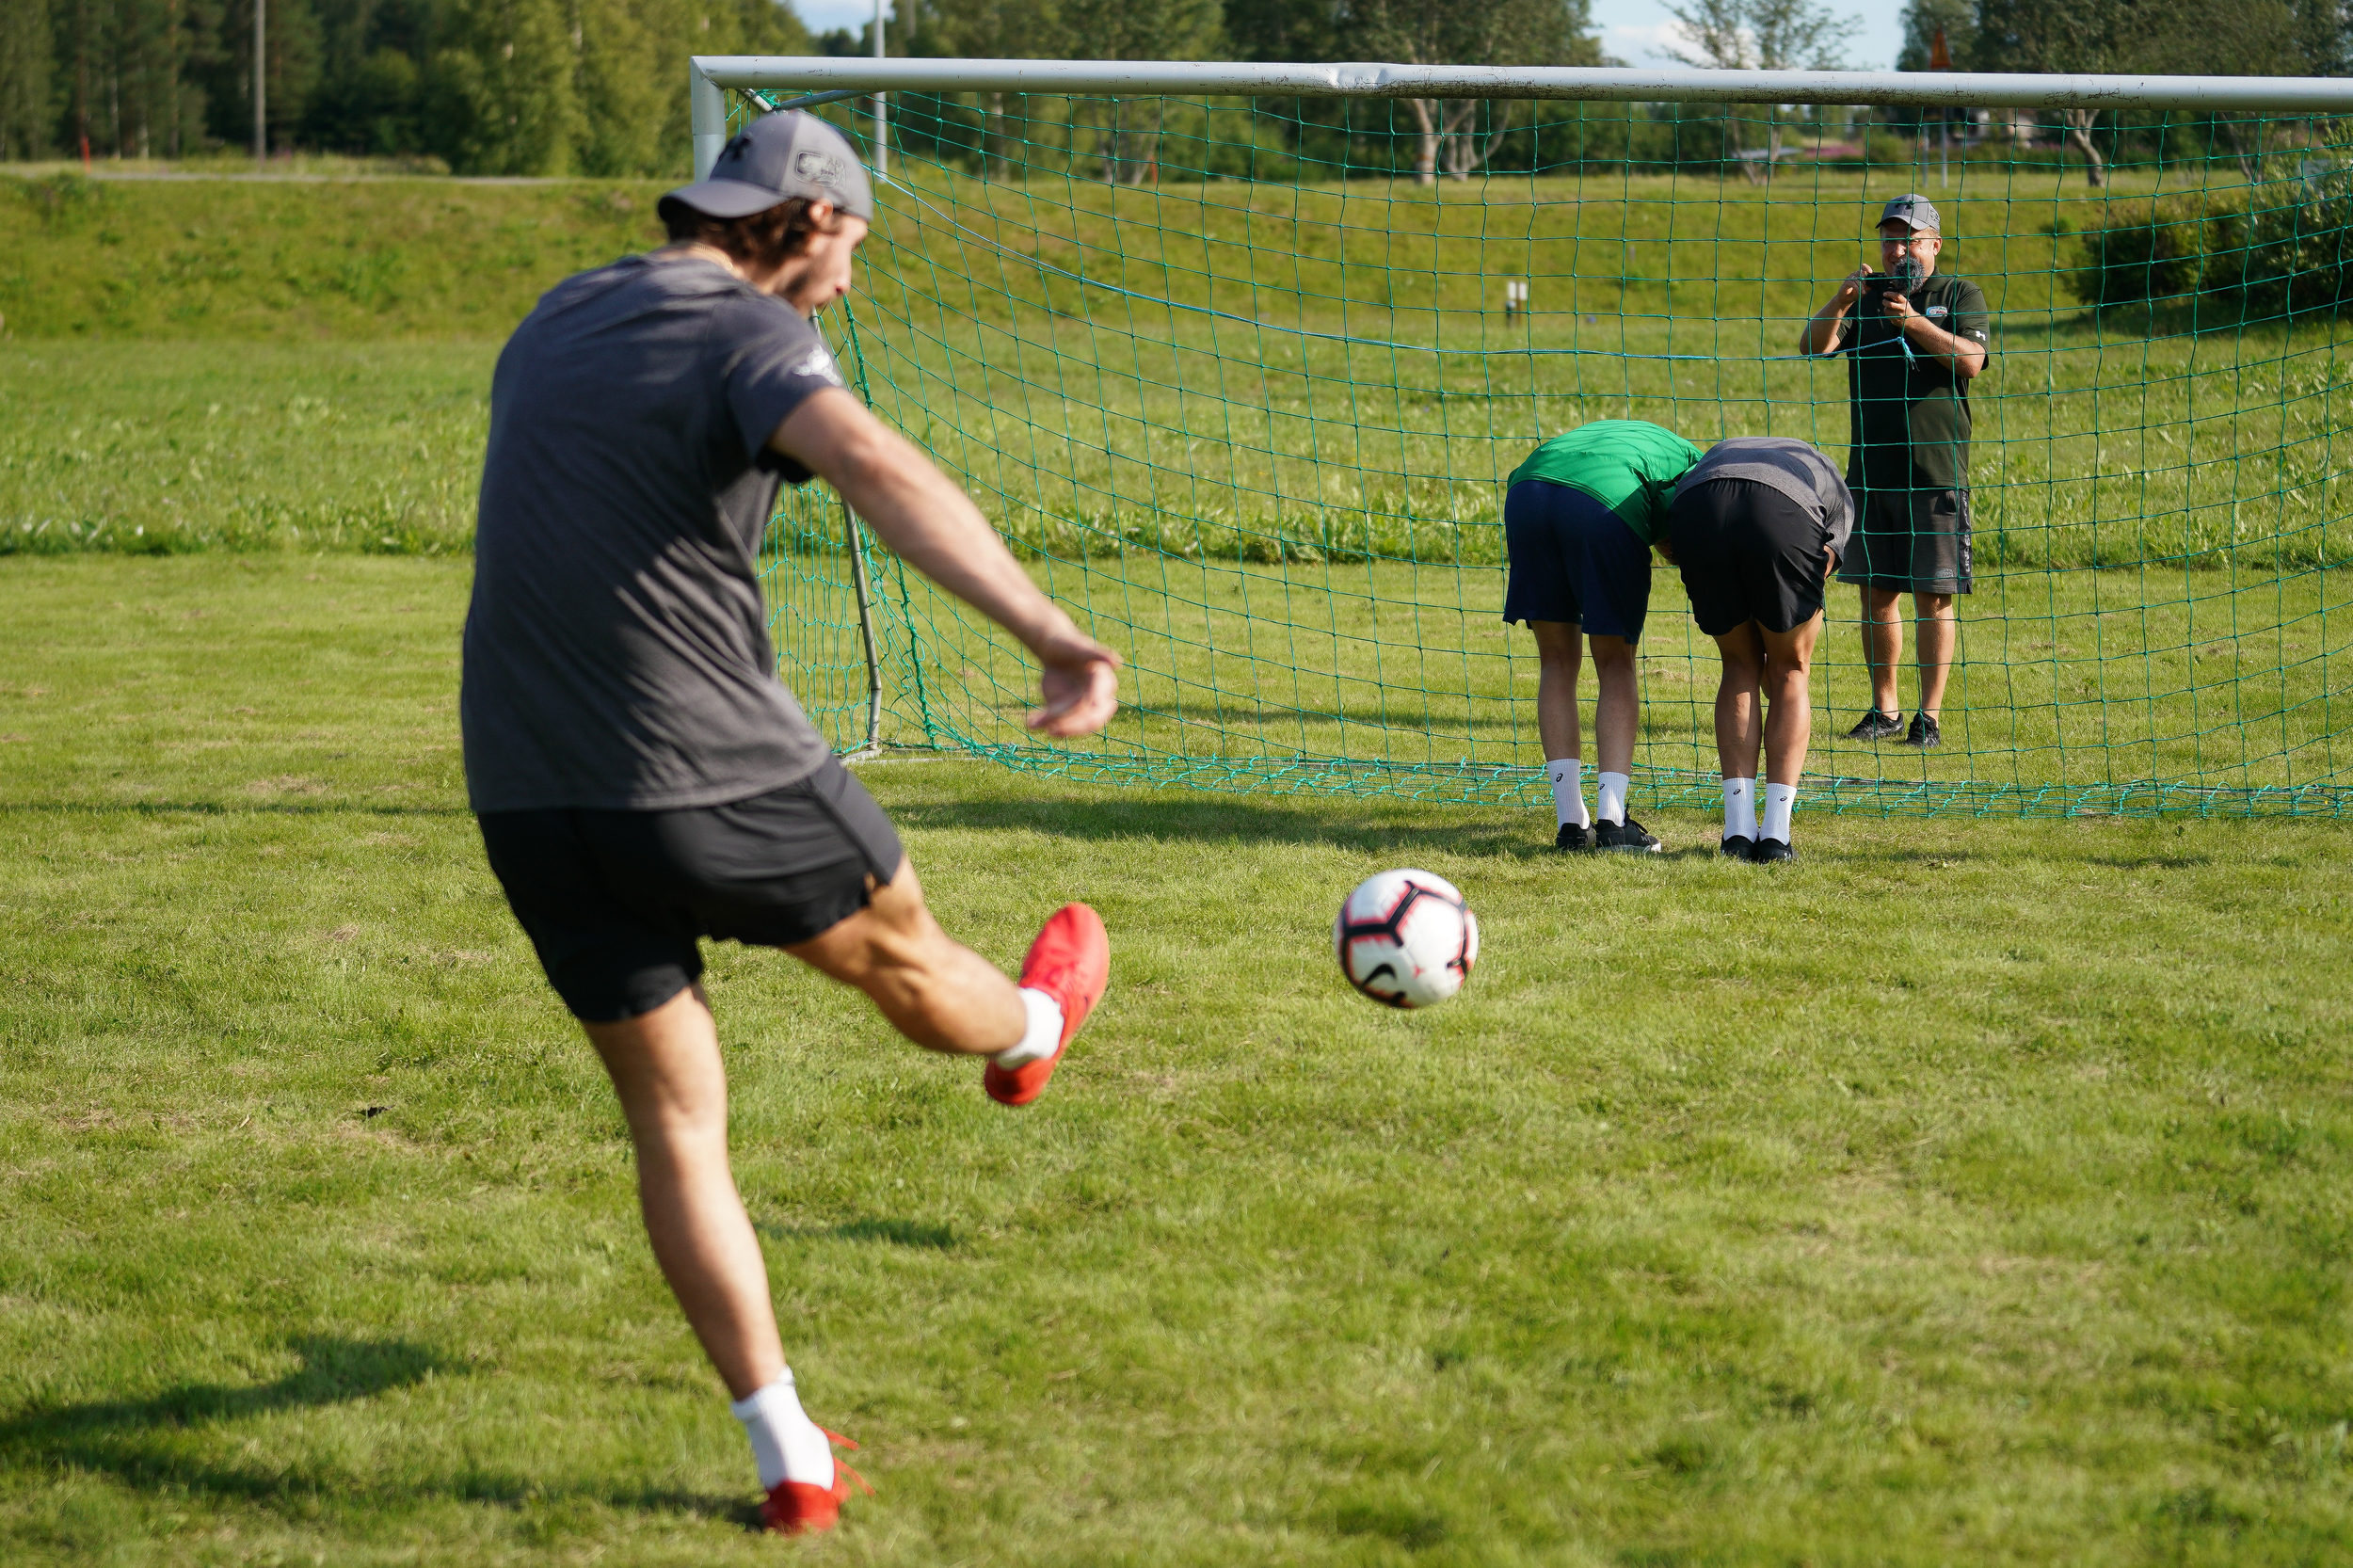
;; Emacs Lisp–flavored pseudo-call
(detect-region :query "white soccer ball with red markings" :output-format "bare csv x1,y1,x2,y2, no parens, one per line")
1335,869,1480,1009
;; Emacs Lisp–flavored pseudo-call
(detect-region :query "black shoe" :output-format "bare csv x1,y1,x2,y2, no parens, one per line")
1720,834,1754,859
1748,838,1796,863
1847,710,1905,742
1555,822,1589,852
1905,712,1943,748
1593,816,1662,854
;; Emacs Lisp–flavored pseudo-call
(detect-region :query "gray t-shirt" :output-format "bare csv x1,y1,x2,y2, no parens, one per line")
461,252,849,813
1673,437,1856,563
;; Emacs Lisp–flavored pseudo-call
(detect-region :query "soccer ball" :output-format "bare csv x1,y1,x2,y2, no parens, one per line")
1334,869,1480,1009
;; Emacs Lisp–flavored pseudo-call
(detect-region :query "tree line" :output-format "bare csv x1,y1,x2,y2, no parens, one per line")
0,0,2344,177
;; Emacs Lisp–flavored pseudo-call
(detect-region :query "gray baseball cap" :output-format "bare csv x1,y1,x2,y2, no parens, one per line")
662,111,874,224
1879,193,1941,232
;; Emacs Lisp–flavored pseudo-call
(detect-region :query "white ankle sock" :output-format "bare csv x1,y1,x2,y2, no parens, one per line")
1596,771,1630,826
1721,776,1758,841
991,986,1064,1069
731,1371,834,1490
1546,758,1590,829
1762,781,1798,843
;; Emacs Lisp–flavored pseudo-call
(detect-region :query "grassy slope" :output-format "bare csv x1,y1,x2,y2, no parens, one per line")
2,555,2349,1566
0,176,668,342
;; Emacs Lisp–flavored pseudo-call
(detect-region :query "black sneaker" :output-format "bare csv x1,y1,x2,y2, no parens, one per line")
1593,817,1662,854
1555,822,1589,852
1847,710,1905,742
1905,712,1943,748
1748,838,1797,863
1720,834,1754,859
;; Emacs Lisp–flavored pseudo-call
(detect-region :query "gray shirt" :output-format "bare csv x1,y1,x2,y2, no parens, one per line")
462,253,849,813
1673,437,1856,563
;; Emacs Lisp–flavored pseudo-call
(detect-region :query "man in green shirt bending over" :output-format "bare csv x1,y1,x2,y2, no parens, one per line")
1503,418,1705,853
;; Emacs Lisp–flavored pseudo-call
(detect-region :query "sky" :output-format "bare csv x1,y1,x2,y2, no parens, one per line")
784,1,1903,71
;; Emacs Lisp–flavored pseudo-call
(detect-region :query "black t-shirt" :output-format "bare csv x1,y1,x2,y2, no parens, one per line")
1829,270,1991,492
461,252,849,813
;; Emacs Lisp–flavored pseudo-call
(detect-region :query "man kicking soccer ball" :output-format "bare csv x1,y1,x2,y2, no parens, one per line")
1663,437,1853,862
1502,418,1704,853
459,111,1120,1534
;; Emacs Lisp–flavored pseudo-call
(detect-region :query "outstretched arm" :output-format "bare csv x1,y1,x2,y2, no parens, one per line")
770,388,1119,737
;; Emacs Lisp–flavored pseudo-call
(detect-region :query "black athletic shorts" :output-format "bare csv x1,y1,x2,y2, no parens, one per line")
1836,486,1974,595
477,756,904,1022
1667,477,1833,638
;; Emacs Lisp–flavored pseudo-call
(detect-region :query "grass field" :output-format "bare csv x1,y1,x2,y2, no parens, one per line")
3,555,2351,1565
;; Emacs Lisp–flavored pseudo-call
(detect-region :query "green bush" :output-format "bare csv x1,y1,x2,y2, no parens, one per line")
2062,164,2353,320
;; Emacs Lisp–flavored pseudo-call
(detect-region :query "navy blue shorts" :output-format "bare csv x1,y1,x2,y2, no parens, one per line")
1501,479,1654,641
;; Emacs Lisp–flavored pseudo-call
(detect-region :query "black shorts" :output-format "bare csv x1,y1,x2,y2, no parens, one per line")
1837,486,1974,594
477,756,904,1022
1667,477,1833,637
1500,479,1654,641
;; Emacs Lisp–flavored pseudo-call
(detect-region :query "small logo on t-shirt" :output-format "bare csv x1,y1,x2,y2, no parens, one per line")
792,346,845,386
1927,304,1948,317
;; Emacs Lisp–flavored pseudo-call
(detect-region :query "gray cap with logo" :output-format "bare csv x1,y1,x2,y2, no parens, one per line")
1879,192,1941,232
661,110,874,224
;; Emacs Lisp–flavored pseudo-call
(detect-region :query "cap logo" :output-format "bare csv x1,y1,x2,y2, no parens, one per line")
793,151,846,189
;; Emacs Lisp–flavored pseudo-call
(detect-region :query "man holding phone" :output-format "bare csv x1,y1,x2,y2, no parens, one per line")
1798,193,1989,748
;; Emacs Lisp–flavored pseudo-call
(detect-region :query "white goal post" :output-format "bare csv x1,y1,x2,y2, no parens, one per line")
690,57,2353,180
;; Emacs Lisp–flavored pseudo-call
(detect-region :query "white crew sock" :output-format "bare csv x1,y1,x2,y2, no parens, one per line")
732,1371,835,1490
1596,771,1631,827
1762,781,1799,844
991,986,1065,1070
1721,776,1758,841
1545,758,1591,829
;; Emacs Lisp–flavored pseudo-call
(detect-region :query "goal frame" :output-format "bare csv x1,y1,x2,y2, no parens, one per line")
696,56,2353,805
689,57,2353,180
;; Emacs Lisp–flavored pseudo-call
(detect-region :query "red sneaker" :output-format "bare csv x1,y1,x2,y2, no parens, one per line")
984,903,1109,1108
758,1429,872,1535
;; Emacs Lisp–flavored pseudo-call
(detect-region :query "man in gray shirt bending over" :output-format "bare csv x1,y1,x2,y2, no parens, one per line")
461,111,1119,1534
1662,437,1854,862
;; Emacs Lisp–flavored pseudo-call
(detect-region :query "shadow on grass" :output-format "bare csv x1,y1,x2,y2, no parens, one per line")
757,1216,960,1249
0,1335,756,1529
888,794,1555,859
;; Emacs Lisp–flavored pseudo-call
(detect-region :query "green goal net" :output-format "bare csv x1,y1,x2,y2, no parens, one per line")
735,71,2353,817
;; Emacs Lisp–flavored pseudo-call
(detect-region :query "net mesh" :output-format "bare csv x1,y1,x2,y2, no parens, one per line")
750,88,2353,816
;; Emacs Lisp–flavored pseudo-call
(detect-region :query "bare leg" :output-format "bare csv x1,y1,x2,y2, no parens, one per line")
1530,619,1582,761
1860,584,1904,716
1759,613,1824,785
1587,633,1640,776
584,985,781,1400
1913,592,1957,718
786,856,1024,1057
579,856,1029,1400
1710,621,1766,779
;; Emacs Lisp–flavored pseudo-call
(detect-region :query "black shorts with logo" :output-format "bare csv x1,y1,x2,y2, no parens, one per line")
477,755,904,1022
1667,477,1833,638
1837,486,1974,595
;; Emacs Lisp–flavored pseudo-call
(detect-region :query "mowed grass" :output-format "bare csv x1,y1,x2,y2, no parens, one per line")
2,554,2350,1565
9,338,2348,808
